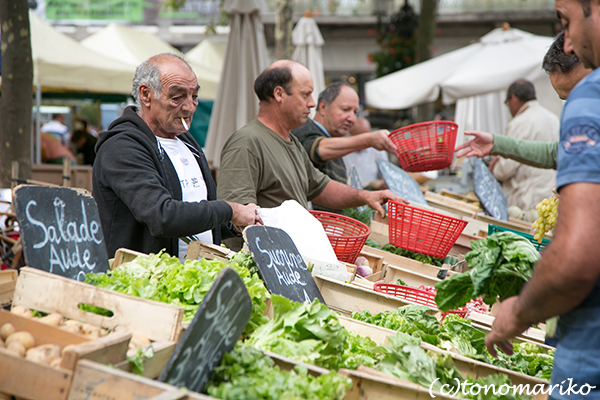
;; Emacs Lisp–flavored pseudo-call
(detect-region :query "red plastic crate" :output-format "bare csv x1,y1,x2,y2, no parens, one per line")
309,211,370,264
387,201,468,259
389,120,458,172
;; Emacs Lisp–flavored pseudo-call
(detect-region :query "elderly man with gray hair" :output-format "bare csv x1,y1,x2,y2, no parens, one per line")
93,53,261,260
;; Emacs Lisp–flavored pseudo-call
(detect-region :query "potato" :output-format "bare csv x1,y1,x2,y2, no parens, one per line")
50,357,63,368
38,313,64,327
0,323,15,341
0,338,4,348
60,320,82,335
80,323,101,340
6,331,36,350
10,305,33,319
6,341,26,357
129,333,151,350
26,344,62,365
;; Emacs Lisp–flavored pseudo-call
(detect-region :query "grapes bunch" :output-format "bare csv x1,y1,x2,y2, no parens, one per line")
532,195,559,243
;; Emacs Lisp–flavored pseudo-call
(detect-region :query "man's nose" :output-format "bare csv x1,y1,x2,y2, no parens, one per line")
308,95,316,108
182,96,197,112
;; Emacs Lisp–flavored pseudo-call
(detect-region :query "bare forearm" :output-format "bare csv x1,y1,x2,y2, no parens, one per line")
317,136,371,161
311,180,366,209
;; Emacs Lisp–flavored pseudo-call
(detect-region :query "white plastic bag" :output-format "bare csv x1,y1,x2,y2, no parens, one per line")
256,200,349,282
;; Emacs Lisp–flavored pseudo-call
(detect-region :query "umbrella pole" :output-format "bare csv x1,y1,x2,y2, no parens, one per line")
35,84,41,164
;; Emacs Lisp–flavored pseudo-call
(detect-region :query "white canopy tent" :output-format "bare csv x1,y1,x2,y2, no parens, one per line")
185,38,227,75
81,24,221,100
365,27,563,146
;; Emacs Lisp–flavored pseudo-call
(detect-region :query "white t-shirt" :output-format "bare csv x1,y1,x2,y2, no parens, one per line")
157,136,213,261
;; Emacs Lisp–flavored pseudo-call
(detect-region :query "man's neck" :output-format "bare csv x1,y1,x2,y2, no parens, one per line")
258,111,292,141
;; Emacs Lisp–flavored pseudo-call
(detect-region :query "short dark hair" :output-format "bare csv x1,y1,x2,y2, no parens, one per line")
579,0,591,17
507,79,536,102
254,66,293,102
316,81,354,111
542,31,581,74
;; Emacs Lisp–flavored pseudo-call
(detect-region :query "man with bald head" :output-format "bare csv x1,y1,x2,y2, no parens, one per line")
93,53,260,260
217,60,404,220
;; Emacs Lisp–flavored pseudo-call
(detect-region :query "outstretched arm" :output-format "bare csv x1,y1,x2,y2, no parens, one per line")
316,130,397,161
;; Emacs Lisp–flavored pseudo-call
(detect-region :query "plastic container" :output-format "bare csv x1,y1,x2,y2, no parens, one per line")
373,283,438,308
487,224,549,251
388,201,468,259
309,211,370,264
389,120,458,172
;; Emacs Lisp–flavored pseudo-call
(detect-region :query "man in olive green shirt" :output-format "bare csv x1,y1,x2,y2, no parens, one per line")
217,60,405,216
455,31,591,168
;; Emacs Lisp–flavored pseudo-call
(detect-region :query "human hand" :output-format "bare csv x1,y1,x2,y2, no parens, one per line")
227,202,263,230
484,297,531,358
367,130,397,154
359,189,407,218
455,131,494,158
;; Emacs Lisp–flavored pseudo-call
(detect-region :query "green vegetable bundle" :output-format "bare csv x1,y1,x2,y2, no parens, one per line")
248,295,379,370
435,232,540,311
85,251,270,336
206,343,352,400
366,240,458,267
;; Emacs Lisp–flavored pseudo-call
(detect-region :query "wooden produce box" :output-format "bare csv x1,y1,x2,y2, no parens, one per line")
110,247,148,270
425,191,480,218
13,267,183,342
0,269,17,305
338,314,549,400
314,275,439,316
67,359,215,400
362,246,460,279
0,309,131,400
267,349,458,400
474,213,533,234
469,312,546,345
185,241,236,262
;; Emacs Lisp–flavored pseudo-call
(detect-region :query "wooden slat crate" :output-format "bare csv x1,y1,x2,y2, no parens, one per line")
0,269,17,305
474,213,533,234
110,247,148,269
0,310,131,400
67,360,215,400
12,267,184,342
185,241,236,262
314,274,438,315
361,246,460,279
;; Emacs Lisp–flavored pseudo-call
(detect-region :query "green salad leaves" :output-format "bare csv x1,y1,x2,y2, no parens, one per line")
435,232,540,311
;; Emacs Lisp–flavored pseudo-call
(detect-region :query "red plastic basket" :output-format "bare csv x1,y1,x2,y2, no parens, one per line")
310,211,370,264
387,200,468,259
389,120,458,172
373,283,438,308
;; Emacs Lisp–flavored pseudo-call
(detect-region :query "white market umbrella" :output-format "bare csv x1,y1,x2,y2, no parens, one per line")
291,15,325,117
81,24,221,100
364,26,563,146
204,0,269,168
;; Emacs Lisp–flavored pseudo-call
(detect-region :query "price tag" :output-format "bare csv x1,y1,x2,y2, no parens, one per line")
159,268,252,393
13,185,109,281
472,158,508,221
377,159,427,205
244,226,325,304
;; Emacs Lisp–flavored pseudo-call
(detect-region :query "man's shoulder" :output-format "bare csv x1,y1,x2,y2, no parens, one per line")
291,119,322,139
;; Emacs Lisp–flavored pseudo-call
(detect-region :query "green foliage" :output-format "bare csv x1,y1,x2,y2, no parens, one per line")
85,251,269,336
352,306,554,380
435,232,540,311
342,207,375,226
381,243,446,266
206,343,352,400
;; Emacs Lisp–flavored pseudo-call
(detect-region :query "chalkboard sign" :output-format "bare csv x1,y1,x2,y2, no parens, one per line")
471,158,508,221
159,267,252,393
13,185,110,281
377,159,427,205
347,167,369,214
244,226,325,304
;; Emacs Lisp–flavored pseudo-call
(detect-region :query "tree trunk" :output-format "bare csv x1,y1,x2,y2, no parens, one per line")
274,0,293,60
0,0,33,187
416,0,439,123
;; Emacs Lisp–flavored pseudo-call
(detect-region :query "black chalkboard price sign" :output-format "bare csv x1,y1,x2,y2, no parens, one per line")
13,185,110,281
159,267,252,393
377,159,427,205
471,158,508,221
243,226,325,304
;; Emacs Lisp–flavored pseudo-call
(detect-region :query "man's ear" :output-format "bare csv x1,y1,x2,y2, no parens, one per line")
139,85,152,106
273,86,285,102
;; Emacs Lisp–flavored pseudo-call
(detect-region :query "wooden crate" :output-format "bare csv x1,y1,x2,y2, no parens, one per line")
474,213,533,234
31,164,93,193
267,350,457,400
362,246,459,279
113,340,177,379
338,313,549,400
314,275,438,315
0,269,17,305
110,247,148,269
0,309,131,400
438,189,481,206
185,241,236,262
425,191,480,218
469,312,546,344
12,267,184,342
67,359,215,400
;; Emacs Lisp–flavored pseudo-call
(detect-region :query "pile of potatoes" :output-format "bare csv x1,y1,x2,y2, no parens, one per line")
10,305,108,339
0,322,63,367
